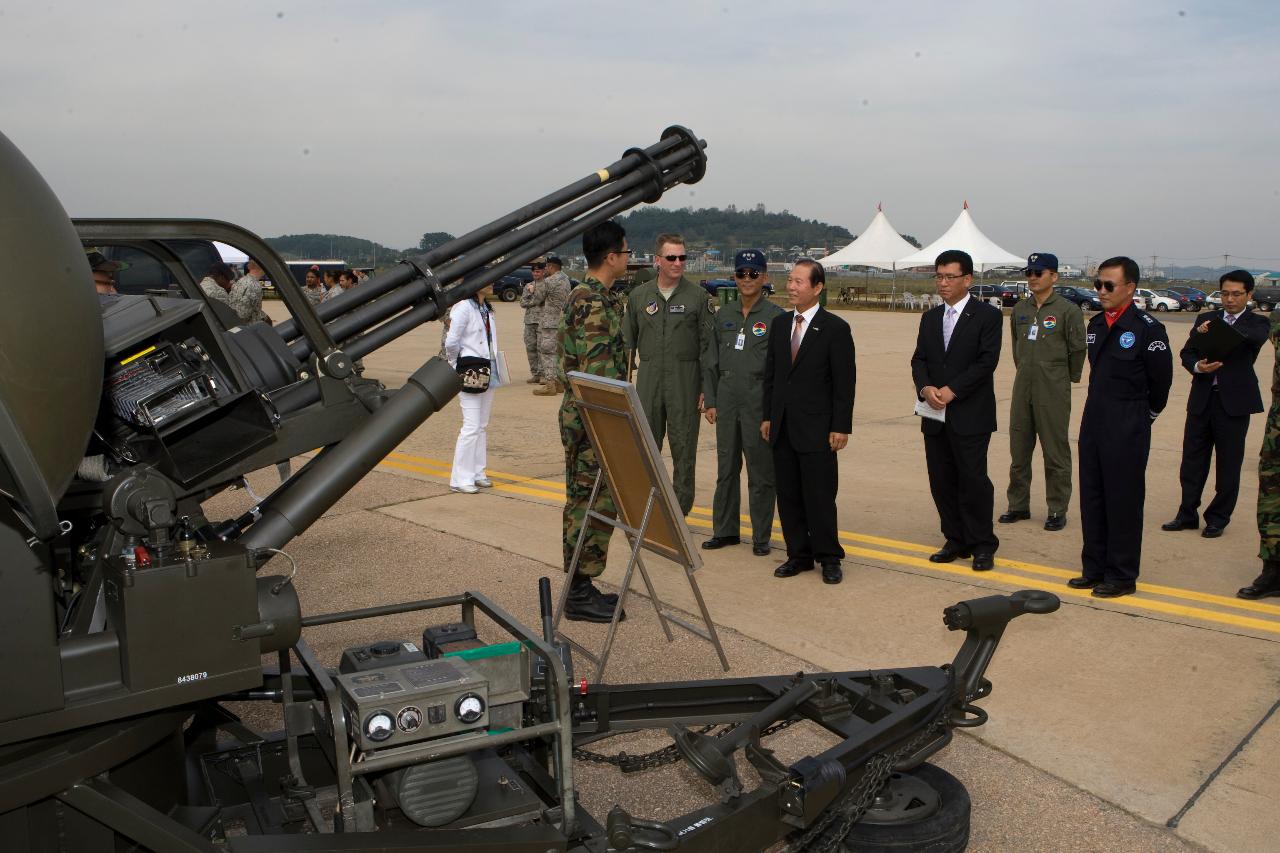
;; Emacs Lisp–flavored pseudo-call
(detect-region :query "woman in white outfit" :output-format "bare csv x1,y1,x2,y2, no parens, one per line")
445,284,500,493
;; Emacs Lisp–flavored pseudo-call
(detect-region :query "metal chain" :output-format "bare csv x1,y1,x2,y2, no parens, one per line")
782,707,952,853
573,719,798,774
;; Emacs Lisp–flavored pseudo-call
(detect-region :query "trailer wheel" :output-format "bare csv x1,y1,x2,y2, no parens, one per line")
840,763,970,852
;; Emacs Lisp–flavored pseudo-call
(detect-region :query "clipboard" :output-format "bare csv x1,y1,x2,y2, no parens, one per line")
1193,316,1245,363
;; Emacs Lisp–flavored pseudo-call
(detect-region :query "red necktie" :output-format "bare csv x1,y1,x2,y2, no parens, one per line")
791,315,804,362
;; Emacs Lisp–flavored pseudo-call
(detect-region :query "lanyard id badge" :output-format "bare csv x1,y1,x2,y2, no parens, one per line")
1027,324,1038,341
734,332,746,350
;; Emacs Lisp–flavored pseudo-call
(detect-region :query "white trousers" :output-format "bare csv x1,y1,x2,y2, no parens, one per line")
450,389,494,487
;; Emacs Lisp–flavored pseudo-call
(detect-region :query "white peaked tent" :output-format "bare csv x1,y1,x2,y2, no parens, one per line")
820,205,919,271
895,203,1024,272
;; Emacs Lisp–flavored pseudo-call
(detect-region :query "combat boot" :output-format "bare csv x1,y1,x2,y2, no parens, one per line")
1238,560,1280,600
532,381,558,396
565,574,625,623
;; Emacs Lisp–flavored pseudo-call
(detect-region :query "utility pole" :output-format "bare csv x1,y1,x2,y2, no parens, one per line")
1151,255,1158,280
1223,253,1230,269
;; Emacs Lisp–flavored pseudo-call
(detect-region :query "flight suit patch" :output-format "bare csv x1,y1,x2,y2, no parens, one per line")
1119,331,1136,349
752,322,767,336
668,304,686,314
645,300,659,315
1043,316,1057,330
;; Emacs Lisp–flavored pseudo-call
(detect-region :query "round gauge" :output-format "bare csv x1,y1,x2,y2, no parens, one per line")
397,706,423,733
364,710,394,743
455,692,486,724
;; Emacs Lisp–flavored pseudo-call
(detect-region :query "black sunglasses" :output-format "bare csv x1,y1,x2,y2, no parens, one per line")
1093,279,1120,292
1026,269,1050,278
662,254,688,262
734,269,762,279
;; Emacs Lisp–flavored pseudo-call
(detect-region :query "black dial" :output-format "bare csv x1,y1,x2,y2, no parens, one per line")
397,706,423,732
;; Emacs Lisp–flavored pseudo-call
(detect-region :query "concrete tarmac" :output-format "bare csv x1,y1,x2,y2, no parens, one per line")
247,299,1277,851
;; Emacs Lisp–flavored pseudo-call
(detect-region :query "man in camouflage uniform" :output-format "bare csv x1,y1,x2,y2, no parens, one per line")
521,258,547,383
302,266,327,308
1240,311,1280,599
230,259,272,324
559,221,630,622
533,255,572,396
623,233,716,516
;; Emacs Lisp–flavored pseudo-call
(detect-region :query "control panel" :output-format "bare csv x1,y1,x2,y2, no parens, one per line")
336,657,489,752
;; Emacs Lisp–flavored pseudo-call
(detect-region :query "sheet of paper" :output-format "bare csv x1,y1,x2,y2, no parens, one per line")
914,398,946,422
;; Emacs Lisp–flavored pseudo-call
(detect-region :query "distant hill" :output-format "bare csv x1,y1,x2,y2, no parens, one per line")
583,205,859,257
265,234,405,267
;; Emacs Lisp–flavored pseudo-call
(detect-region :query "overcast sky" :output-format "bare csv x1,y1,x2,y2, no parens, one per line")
2,1,1277,266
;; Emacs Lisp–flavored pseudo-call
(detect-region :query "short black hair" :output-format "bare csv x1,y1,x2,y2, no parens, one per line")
206,262,235,281
1098,256,1140,286
583,220,626,269
1219,269,1255,292
935,249,974,276
793,258,825,288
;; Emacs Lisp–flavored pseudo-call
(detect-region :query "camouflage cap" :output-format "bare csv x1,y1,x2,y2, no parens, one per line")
530,255,548,266
85,247,128,272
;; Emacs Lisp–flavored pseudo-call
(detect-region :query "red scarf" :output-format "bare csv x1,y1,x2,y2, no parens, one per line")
1103,300,1133,328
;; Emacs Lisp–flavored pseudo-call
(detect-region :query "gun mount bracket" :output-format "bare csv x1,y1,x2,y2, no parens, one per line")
401,258,449,323
661,125,708,184
622,146,666,205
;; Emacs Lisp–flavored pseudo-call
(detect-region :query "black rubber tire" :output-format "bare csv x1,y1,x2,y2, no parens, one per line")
1260,302,1274,312
840,763,970,852
499,287,519,302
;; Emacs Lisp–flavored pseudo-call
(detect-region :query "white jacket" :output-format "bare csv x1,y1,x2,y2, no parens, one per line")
444,299,500,384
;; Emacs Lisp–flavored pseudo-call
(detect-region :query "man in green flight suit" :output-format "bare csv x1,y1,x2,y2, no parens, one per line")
1239,309,1280,600
701,249,784,556
558,221,630,623
623,233,715,516
999,252,1086,531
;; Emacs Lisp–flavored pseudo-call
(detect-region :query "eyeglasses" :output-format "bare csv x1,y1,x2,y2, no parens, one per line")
734,269,762,279
933,273,968,282
662,254,688,262
1093,279,1120,292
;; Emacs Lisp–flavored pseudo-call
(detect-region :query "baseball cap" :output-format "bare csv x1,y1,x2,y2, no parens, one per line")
545,254,562,266
85,248,127,272
1023,252,1058,273
734,249,767,273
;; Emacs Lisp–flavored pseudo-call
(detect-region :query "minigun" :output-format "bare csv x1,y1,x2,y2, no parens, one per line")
0,126,706,747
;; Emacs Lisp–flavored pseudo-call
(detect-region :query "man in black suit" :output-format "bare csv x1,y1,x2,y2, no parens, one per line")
761,259,856,584
1162,270,1270,538
910,249,1003,571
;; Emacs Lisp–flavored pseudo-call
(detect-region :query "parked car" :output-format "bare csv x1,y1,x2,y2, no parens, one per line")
493,267,534,302
1164,284,1206,312
1053,285,1102,311
1158,289,1195,311
1253,285,1280,312
1136,288,1181,312
700,278,775,296
970,282,1023,307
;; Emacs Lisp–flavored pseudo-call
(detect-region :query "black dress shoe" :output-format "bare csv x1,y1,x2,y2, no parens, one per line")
821,562,843,584
1161,518,1198,532
701,536,741,550
752,543,771,556
972,553,994,571
1044,513,1067,531
774,559,814,578
998,510,1030,524
1201,525,1224,539
1067,576,1100,589
1091,581,1137,598
929,545,972,563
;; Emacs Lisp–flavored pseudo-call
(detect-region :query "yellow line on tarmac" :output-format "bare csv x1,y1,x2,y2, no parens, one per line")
377,451,1280,629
